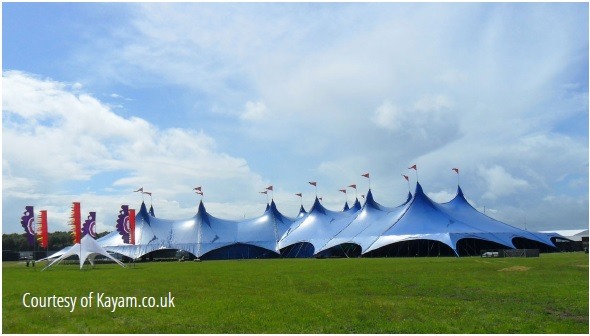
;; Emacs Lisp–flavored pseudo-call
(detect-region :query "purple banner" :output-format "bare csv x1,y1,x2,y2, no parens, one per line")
82,212,97,238
116,205,130,244
20,206,36,246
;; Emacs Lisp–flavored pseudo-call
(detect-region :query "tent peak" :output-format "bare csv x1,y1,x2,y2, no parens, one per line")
343,202,350,211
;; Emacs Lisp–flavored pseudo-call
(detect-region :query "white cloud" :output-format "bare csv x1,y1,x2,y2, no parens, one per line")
2,71,269,232
240,101,269,121
478,165,530,200
371,100,402,131
427,190,455,203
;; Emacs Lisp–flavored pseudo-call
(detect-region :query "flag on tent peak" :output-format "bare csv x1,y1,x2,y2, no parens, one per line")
402,174,409,181
348,184,357,189
295,193,302,197
452,168,459,174
266,185,273,191
362,173,370,178
308,181,317,186
339,189,346,194
134,187,143,193
259,190,267,194
409,164,417,170
194,186,202,191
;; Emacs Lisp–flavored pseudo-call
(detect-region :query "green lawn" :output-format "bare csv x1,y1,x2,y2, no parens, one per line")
3,252,588,333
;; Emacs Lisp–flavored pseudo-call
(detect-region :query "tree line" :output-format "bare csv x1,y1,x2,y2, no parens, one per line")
2,231,111,252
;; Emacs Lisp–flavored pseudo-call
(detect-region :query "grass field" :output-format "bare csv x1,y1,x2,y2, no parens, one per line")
2,252,588,333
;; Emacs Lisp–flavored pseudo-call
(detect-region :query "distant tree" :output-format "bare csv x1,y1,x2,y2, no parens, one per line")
3,230,113,252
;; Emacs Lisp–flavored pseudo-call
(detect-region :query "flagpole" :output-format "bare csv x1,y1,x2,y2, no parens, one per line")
408,165,418,181
403,175,410,193
362,173,371,191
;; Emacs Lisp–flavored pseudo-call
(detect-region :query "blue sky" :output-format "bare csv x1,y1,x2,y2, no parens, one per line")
2,2,588,234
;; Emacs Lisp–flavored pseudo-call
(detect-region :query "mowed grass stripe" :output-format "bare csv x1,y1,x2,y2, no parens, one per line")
2,253,588,333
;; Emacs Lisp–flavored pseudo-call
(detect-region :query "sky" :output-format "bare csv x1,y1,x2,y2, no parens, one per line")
2,2,588,235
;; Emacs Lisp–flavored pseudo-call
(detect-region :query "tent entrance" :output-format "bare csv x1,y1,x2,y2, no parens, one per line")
315,243,361,258
455,238,510,257
201,243,279,260
363,240,456,257
512,237,556,253
280,242,315,258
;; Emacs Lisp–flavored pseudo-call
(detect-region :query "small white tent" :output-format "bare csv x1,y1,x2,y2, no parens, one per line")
42,235,126,271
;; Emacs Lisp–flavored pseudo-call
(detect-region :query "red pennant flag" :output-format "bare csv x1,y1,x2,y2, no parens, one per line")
309,181,317,186
266,185,273,191
362,173,370,178
339,189,347,194
129,209,136,245
133,187,143,193
408,164,417,170
452,168,459,174
348,184,357,189
37,210,48,249
402,174,409,181
69,202,81,244
318,197,323,201
295,193,302,197
193,186,202,191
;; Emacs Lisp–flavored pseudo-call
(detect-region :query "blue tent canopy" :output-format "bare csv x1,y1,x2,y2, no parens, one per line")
91,182,561,260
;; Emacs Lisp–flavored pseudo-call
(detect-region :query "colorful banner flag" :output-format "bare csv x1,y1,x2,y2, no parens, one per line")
116,205,131,244
20,206,36,246
37,210,48,249
82,212,97,238
129,209,136,245
69,202,82,244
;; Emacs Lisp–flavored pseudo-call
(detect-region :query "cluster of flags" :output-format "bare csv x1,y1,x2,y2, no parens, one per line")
134,187,154,198
255,169,461,203
19,201,98,250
